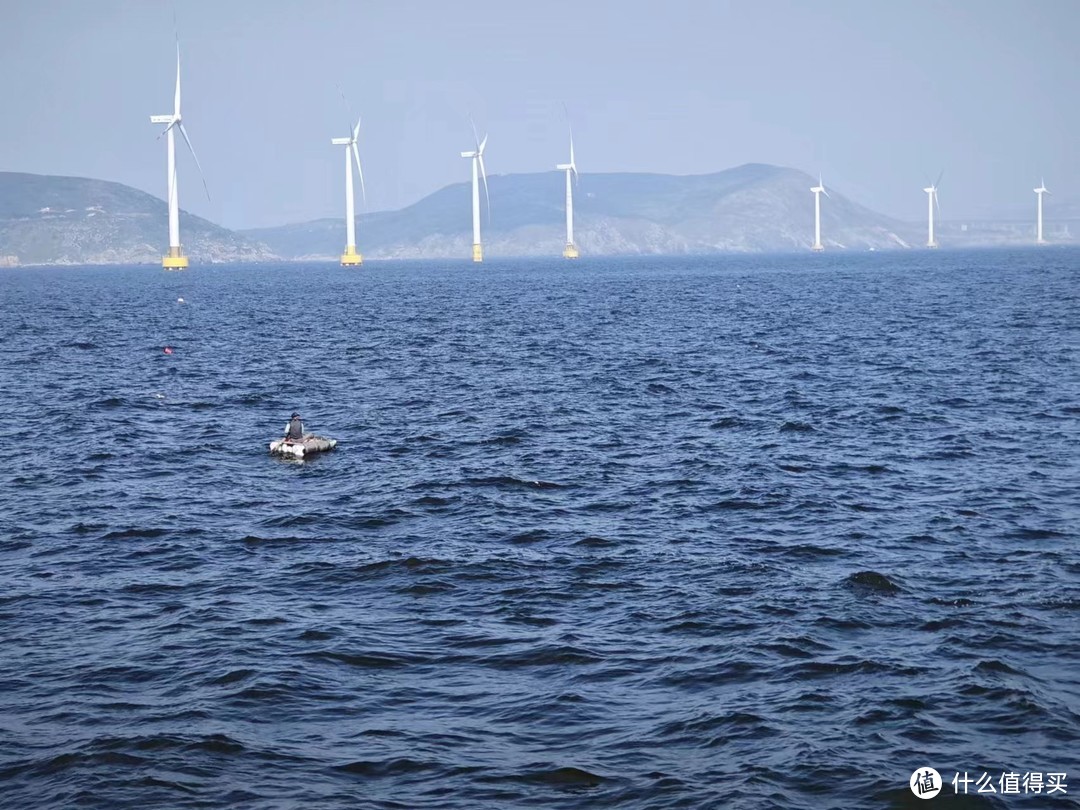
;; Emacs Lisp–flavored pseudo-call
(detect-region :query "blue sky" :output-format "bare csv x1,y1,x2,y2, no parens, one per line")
1,0,1076,229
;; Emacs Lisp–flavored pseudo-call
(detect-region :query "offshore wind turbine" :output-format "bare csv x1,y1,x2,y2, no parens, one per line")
556,125,579,259
149,39,208,270
923,171,942,248
1034,179,1050,245
331,112,366,266
810,173,829,252
460,123,489,262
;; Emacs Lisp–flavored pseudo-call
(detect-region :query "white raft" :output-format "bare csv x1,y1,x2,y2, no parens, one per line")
269,435,338,459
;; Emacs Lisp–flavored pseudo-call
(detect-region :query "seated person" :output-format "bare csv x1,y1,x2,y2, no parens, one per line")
284,412,305,442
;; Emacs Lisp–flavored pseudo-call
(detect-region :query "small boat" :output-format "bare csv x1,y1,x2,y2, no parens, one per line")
269,435,338,459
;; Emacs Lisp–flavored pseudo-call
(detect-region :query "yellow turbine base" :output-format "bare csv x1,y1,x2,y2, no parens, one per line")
162,255,188,270
472,243,483,263
811,244,824,252
341,247,363,266
563,244,580,259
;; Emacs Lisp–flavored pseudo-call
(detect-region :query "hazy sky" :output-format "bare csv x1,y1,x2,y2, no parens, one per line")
2,0,1077,229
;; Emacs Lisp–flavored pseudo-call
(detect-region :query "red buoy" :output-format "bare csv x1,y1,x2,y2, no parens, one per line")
164,347,173,354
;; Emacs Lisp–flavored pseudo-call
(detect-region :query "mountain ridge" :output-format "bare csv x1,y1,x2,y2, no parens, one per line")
244,163,920,259
2,165,1073,266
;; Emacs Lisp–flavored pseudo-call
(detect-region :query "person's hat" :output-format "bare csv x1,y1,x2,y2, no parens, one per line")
291,412,300,418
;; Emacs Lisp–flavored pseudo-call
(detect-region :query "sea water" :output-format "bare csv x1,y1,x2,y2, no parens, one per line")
0,250,1077,807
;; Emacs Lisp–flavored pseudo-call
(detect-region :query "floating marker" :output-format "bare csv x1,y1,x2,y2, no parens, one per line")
164,347,173,354
177,297,185,304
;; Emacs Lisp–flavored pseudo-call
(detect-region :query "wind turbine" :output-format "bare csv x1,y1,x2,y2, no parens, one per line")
810,173,829,252
460,122,489,262
331,110,366,266
923,171,942,248
556,124,579,259
1034,179,1050,245
149,39,209,270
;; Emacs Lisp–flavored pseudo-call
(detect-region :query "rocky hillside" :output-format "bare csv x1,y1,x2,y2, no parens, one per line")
0,172,275,265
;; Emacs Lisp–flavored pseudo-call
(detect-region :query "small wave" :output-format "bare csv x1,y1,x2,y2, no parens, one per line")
513,766,608,788
463,476,567,490
974,659,1028,677
710,416,745,429
209,668,257,686
335,757,441,777
412,495,456,507
706,498,772,511
102,527,169,540
480,644,603,668
571,535,620,548
304,650,421,669
479,433,524,445
928,596,976,607
843,571,902,594
508,528,551,544
1010,527,1066,540
779,420,814,432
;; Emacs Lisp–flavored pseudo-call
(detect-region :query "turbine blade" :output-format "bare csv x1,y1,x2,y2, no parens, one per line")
337,85,355,139
935,169,944,188
351,142,366,206
352,115,361,143
470,116,480,150
156,119,178,141
174,42,182,115
478,133,487,155
177,122,210,201
478,153,490,221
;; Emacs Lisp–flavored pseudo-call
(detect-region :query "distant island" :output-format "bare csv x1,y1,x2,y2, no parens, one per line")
0,165,1073,266
0,172,273,266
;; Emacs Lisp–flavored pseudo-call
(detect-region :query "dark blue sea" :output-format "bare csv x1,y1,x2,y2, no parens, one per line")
1,250,1078,809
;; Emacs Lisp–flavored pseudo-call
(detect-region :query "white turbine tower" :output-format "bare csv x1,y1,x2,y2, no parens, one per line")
924,171,942,248
810,173,829,252
556,125,579,259
1034,179,1050,245
331,114,366,266
460,123,489,262
149,39,208,270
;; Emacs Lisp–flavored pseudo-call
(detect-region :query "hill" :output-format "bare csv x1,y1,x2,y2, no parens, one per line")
0,172,274,265
244,164,921,259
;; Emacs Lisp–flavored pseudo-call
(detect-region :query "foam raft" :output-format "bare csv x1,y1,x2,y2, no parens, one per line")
269,435,338,459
